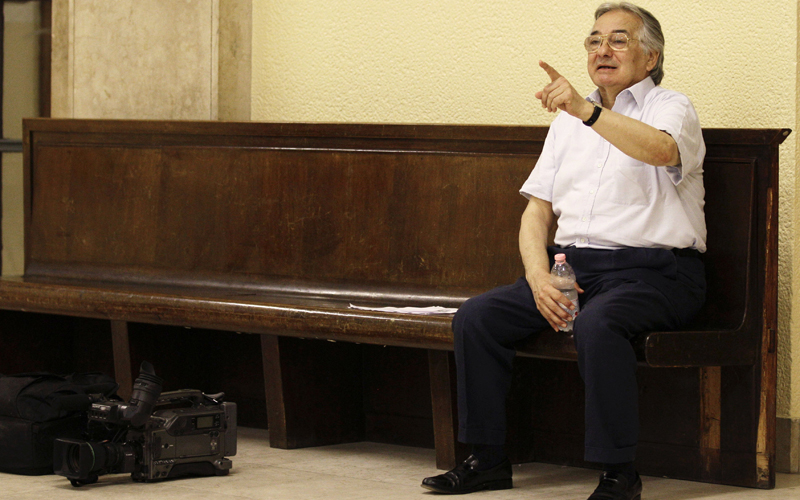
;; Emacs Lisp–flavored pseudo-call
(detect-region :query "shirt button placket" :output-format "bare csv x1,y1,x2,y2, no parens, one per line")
582,146,609,247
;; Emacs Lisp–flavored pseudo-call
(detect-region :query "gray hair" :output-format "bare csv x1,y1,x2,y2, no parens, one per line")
594,3,665,85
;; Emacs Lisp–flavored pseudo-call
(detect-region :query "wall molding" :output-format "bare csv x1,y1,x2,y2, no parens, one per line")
50,0,250,121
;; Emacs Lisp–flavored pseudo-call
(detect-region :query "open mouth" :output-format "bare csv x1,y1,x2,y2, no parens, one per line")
597,65,617,70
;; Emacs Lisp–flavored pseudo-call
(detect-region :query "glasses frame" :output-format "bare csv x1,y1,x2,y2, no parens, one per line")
584,33,639,53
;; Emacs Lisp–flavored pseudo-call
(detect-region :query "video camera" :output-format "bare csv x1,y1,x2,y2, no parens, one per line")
53,362,237,487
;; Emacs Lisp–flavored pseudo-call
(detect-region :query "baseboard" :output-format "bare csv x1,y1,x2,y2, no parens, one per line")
777,417,800,473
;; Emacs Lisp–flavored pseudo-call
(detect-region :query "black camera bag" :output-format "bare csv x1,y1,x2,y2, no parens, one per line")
0,372,118,475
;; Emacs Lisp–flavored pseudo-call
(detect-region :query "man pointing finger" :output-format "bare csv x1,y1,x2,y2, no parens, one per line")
536,61,591,117
422,3,706,500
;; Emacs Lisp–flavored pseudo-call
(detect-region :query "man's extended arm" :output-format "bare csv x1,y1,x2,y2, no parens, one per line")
581,104,679,166
519,196,579,331
535,61,680,167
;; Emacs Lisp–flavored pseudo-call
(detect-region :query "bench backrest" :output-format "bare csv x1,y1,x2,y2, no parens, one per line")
24,122,538,304
21,120,783,330
697,130,784,335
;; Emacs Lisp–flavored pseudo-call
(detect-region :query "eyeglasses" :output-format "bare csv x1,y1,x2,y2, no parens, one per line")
584,33,638,53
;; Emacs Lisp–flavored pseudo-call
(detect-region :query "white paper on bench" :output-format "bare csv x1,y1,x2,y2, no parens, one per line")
348,304,458,315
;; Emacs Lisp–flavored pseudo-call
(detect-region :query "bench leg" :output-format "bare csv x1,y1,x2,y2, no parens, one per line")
261,334,364,449
700,366,722,480
261,334,289,448
428,349,469,470
110,320,133,400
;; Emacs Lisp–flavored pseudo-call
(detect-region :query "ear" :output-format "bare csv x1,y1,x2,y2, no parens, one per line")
646,51,659,72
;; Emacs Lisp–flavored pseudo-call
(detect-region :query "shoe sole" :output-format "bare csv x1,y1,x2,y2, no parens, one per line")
421,478,513,494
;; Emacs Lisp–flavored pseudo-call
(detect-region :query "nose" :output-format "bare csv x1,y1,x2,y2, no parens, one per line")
595,37,613,57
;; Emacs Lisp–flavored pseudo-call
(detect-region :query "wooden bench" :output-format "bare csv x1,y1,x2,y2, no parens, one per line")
0,119,788,488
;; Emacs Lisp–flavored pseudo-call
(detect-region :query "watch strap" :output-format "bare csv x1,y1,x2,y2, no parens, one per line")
583,105,602,126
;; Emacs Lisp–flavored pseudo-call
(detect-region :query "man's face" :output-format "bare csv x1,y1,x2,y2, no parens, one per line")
587,10,658,96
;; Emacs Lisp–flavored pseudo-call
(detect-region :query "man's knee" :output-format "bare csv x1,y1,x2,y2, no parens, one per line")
573,309,638,376
453,295,492,343
572,307,630,351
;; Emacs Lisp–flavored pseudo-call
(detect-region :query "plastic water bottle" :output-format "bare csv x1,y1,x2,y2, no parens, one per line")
550,253,579,332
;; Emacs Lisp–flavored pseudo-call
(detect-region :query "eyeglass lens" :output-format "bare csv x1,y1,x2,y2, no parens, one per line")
585,33,630,52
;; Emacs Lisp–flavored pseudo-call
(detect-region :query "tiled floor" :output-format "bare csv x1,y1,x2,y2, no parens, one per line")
3,427,799,499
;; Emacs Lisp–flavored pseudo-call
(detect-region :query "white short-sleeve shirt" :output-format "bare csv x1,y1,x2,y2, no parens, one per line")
520,77,707,252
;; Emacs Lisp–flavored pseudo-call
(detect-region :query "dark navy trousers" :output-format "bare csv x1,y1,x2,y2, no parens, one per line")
452,246,706,464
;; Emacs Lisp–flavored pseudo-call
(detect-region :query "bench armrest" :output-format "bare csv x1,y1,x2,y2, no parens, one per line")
515,327,761,367
633,329,761,367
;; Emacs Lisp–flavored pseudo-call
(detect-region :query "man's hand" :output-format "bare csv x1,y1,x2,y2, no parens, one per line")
527,271,584,332
535,61,595,121
519,197,584,332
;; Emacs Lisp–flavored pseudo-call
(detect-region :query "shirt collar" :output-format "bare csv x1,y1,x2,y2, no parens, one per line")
587,76,656,109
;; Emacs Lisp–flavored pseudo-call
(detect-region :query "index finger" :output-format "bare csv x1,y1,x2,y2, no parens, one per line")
539,60,562,82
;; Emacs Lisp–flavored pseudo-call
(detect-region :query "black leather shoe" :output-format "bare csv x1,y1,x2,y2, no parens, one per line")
588,471,642,500
421,455,512,494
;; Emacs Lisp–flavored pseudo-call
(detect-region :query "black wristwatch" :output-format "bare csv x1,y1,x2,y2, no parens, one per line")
583,104,602,127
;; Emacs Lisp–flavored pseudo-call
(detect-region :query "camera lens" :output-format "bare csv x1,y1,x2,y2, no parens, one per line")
67,444,90,474
93,442,134,473
54,439,137,480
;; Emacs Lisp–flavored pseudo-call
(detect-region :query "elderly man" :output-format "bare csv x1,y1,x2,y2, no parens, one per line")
422,3,705,500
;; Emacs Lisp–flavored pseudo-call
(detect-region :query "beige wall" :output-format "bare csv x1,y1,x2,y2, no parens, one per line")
250,0,800,422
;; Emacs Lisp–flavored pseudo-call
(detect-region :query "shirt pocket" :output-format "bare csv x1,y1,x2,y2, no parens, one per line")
607,158,653,206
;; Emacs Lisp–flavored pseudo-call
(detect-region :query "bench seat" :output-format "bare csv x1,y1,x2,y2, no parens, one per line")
0,273,464,350
0,272,760,368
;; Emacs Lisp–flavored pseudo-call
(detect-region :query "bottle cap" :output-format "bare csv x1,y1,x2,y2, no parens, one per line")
554,253,566,262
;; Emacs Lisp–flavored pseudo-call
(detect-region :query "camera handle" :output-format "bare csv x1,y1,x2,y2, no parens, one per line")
204,392,225,404
155,389,226,408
